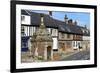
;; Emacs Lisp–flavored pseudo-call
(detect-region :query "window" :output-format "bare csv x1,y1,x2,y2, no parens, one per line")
47,28,51,34
51,29,57,36
67,34,70,38
21,26,25,36
66,41,71,48
54,29,56,33
61,33,64,38
21,15,25,21
76,41,77,47
73,41,75,47
73,35,75,40
22,43,26,48
21,26,24,32
78,42,80,46
51,28,52,34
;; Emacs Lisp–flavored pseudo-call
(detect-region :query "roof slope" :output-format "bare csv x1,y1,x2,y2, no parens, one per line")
21,10,89,35
21,10,58,28
79,26,90,36
52,18,82,35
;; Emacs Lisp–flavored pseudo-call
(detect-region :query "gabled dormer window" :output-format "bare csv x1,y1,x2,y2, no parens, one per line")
61,33,64,38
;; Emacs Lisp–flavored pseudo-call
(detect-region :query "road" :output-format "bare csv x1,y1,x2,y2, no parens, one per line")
61,50,90,61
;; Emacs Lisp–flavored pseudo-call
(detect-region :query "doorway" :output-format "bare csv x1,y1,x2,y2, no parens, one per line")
47,46,52,60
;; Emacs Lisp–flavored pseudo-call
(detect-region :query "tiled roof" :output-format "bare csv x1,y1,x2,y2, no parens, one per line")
52,18,82,35
21,10,29,15
66,24,83,35
21,10,89,35
21,10,58,28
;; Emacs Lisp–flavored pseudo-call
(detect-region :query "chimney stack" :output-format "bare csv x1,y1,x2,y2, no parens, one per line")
49,11,52,16
74,21,77,25
64,15,68,24
68,19,73,25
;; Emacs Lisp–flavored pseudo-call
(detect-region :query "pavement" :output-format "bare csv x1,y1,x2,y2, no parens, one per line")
21,49,90,62
60,50,90,61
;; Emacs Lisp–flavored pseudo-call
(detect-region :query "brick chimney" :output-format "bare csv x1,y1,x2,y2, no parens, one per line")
68,19,73,25
64,15,68,24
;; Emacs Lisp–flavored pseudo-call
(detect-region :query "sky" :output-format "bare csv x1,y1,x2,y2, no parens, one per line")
32,10,90,28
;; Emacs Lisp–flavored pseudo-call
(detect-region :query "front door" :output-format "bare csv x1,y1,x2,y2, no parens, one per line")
47,46,52,60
